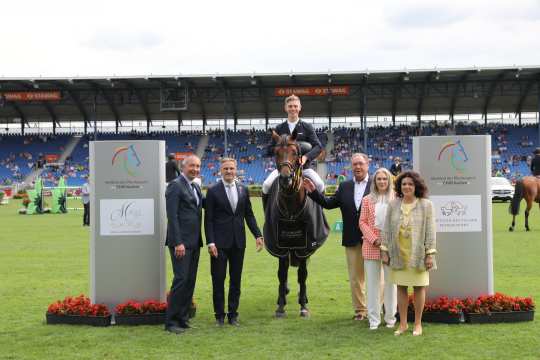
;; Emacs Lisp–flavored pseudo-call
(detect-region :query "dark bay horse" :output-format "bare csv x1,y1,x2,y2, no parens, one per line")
509,176,540,231
263,129,329,318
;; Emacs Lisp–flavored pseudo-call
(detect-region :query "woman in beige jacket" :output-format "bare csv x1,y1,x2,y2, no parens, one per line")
381,171,436,336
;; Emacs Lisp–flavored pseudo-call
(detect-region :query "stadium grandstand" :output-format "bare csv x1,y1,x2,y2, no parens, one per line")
1,67,539,189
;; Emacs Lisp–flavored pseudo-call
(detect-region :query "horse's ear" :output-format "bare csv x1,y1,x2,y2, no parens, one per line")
271,130,280,143
291,127,298,141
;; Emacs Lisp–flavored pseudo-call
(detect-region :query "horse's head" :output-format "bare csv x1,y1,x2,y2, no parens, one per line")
271,129,301,190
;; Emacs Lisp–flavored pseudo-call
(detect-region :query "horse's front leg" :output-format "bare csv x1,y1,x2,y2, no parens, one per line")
525,209,531,231
276,256,289,317
509,214,515,232
298,258,310,317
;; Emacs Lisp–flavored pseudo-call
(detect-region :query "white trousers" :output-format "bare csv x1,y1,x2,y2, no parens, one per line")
364,259,397,328
262,168,324,194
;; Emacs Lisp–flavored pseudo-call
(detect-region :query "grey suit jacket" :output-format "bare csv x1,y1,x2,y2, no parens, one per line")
165,176,204,249
380,198,437,271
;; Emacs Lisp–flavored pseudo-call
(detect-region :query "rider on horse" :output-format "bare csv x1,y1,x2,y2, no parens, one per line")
263,94,325,196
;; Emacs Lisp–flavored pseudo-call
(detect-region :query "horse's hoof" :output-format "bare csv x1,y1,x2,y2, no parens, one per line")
526,228,530,232
300,309,310,318
509,227,514,232
275,310,286,318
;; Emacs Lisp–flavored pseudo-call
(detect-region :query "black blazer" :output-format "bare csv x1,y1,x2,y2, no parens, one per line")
165,176,204,249
165,159,180,182
531,155,540,176
204,181,262,249
266,120,322,164
308,178,371,247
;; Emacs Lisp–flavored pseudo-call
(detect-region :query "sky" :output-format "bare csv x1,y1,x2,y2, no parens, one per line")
1,0,540,77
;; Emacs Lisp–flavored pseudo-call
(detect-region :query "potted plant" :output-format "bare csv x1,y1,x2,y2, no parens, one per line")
422,296,465,323
398,295,465,324
463,293,535,324
46,294,111,326
115,299,167,325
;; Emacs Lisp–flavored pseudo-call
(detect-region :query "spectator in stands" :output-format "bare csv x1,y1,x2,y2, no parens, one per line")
531,148,540,177
390,157,402,177
166,154,181,183
263,95,325,195
82,176,90,226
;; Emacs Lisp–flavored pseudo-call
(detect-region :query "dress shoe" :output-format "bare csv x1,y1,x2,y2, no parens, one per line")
165,326,186,334
228,317,240,326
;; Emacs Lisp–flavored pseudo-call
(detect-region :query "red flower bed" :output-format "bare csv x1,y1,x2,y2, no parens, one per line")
47,294,110,317
406,293,534,315
463,292,535,314
115,299,167,315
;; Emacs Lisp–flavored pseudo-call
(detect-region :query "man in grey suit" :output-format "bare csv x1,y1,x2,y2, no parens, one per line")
165,155,204,334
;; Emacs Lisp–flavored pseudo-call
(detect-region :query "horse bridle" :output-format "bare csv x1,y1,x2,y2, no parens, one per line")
276,141,303,193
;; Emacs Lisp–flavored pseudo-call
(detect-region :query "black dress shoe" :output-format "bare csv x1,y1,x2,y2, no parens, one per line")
165,326,186,334
228,317,239,326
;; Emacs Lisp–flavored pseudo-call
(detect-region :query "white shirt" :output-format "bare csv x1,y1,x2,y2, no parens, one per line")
375,198,388,230
81,183,90,205
222,178,238,212
287,119,299,134
353,174,369,210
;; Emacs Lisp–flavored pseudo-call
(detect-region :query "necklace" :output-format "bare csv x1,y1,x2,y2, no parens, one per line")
400,199,416,238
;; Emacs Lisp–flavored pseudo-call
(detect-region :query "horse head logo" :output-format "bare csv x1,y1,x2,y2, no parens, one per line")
111,145,142,177
437,140,469,175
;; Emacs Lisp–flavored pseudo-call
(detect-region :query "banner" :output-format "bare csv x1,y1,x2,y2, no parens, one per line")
1,91,62,101
175,152,193,161
274,86,350,97
45,154,60,163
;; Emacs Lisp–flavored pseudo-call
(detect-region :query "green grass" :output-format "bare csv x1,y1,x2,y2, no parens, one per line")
0,198,539,359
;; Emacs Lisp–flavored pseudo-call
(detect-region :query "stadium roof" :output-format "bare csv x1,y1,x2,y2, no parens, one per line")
1,65,539,132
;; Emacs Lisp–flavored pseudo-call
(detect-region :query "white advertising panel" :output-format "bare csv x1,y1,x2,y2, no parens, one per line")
430,195,482,233
100,199,155,236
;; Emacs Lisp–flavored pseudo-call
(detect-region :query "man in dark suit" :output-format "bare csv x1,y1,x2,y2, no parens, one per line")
304,153,371,320
263,94,325,195
205,158,264,326
165,153,181,183
531,148,540,176
165,154,204,334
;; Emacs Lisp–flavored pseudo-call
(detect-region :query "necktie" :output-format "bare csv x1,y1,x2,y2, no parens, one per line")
225,183,237,212
191,183,199,206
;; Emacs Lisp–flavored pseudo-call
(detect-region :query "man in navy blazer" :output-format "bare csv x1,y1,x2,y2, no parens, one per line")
205,158,264,326
164,154,204,334
305,153,371,320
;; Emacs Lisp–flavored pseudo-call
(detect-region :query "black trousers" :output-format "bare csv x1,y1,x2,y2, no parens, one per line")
210,247,245,320
165,246,200,328
83,203,90,225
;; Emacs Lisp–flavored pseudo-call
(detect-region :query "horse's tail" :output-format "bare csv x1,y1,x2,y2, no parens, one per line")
509,179,524,215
